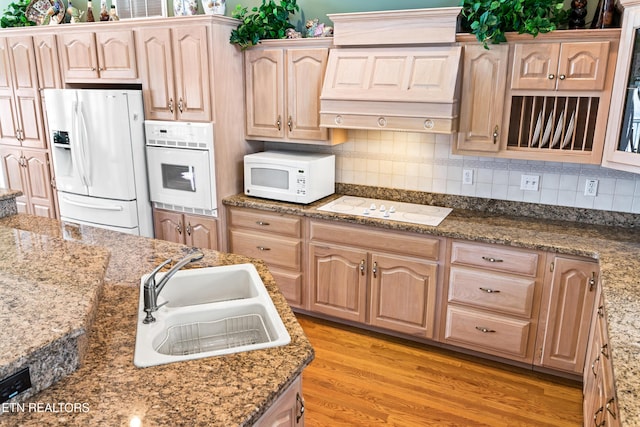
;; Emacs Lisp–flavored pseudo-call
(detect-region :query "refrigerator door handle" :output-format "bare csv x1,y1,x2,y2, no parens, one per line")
72,100,88,188
77,100,92,187
61,194,124,211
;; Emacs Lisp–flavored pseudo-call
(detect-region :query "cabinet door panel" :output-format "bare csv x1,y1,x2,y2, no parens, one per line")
33,35,62,90
96,30,137,80
153,209,184,243
538,256,598,373
23,149,54,216
184,214,218,250
58,33,100,80
309,243,367,323
138,28,175,121
369,253,438,338
270,268,304,308
0,147,24,194
245,48,284,138
0,95,19,145
457,44,508,152
8,36,44,149
557,42,609,91
287,48,328,140
172,26,211,121
511,43,560,90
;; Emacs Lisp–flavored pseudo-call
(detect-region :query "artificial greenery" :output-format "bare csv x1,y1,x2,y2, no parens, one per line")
230,0,299,50
460,0,568,49
1,0,35,28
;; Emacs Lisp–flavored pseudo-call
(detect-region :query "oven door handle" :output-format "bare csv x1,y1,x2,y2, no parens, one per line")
189,165,196,191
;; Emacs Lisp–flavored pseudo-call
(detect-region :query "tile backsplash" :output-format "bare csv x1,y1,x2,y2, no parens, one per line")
266,130,640,214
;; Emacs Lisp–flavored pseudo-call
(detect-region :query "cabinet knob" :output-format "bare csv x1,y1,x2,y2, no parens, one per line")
178,98,184,114
98,67,104,71
547,74,555,80
186,222,192,236
558,74,566,80
359,259,365,275
176,222,182,234
372,261,378,278
296,393,305,423
606,397,617,420
287,116,292,132
493,125,499,144
276,115,282,131
168,98,174,114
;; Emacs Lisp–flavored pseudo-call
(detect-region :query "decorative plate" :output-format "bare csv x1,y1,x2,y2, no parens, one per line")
26,0,64,25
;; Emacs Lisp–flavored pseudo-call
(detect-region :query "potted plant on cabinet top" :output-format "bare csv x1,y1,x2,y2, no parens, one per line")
230,0,299,49
460,0,568,48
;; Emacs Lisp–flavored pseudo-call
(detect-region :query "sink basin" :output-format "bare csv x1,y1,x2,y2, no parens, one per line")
134,263,291,368
153,264,261,308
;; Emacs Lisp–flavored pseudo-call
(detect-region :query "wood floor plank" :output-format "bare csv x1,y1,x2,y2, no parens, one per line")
297,314,583,427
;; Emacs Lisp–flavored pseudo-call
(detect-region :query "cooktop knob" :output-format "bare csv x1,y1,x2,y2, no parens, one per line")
389,206,396,213
380,204,386,211
370,203,376,210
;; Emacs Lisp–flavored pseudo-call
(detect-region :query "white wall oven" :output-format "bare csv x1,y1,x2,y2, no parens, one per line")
145,121,217,216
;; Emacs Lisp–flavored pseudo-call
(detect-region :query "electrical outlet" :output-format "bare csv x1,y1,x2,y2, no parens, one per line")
585,179,598,197
462,169,473,185
520,174,539,191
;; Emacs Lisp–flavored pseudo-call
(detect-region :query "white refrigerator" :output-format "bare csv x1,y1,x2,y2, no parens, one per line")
43,89,153,237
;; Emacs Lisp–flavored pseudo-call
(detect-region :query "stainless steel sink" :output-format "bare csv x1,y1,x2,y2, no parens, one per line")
134,264,290,368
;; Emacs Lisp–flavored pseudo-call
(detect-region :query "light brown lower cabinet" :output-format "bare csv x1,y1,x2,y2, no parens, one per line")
535,255,599,374
583,290,619,427
308,220,441,339
254,376,305,426
0,145,56,218
153,207,218,250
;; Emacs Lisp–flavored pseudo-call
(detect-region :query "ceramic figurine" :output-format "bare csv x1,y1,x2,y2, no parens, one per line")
286,28,302,39
202,0,225,15
67,1,84,23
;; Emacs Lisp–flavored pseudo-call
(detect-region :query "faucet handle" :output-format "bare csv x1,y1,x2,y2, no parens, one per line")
144,258,172,288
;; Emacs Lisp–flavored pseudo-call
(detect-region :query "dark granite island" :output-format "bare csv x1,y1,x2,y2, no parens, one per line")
0,209,314,426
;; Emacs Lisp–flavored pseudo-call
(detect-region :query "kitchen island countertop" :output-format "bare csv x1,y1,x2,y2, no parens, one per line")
0,215,314,426
223,191,640,426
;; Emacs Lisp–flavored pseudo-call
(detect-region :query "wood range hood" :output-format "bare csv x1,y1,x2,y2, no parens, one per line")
319,7,463,134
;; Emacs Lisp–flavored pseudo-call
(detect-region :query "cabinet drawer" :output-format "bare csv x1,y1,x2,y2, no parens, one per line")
448,266,536,317
450,241,539,276
229,230,301,270
229,208,301,238
444,306,531,358
310,220,441,260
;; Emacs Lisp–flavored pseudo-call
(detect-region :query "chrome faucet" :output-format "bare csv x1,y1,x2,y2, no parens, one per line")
142,251,204,324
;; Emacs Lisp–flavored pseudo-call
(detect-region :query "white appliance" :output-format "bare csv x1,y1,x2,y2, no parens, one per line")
44,89,153,237
244,151,335,204
145,121,217,216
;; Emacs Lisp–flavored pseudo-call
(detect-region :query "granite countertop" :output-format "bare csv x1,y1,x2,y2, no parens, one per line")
223,191,640,426
0,216,314,426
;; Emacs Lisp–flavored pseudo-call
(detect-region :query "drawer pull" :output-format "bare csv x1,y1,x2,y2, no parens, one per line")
606,397,617,419
597,305,604,318
592,355,601,377
256,246,271,251
475,326,496,333
600,343,609,359
593,407,605,427
482,256,503,263
479,287,500,294
256,221,270,226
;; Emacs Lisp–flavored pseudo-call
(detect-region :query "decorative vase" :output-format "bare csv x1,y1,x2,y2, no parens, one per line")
202,0,225,15
174,0,198,16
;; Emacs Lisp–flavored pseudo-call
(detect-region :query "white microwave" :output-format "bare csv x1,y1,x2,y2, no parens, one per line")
244,151,335,204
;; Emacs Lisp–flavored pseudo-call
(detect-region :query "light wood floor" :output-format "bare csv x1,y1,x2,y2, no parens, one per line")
296,314,583,427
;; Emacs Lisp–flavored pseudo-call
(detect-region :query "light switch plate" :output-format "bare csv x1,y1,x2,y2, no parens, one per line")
462,169,473,185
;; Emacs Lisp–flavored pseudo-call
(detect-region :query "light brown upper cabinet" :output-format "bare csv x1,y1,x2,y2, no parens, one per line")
511,41,609,91
244,39,345,145
602,2,640,173
58,29,138,82
0,36,45,149
456,43,509,153
137,25,211,122
454,30,619,165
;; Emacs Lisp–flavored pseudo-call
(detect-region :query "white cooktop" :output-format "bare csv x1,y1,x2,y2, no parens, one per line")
317,196,452,227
